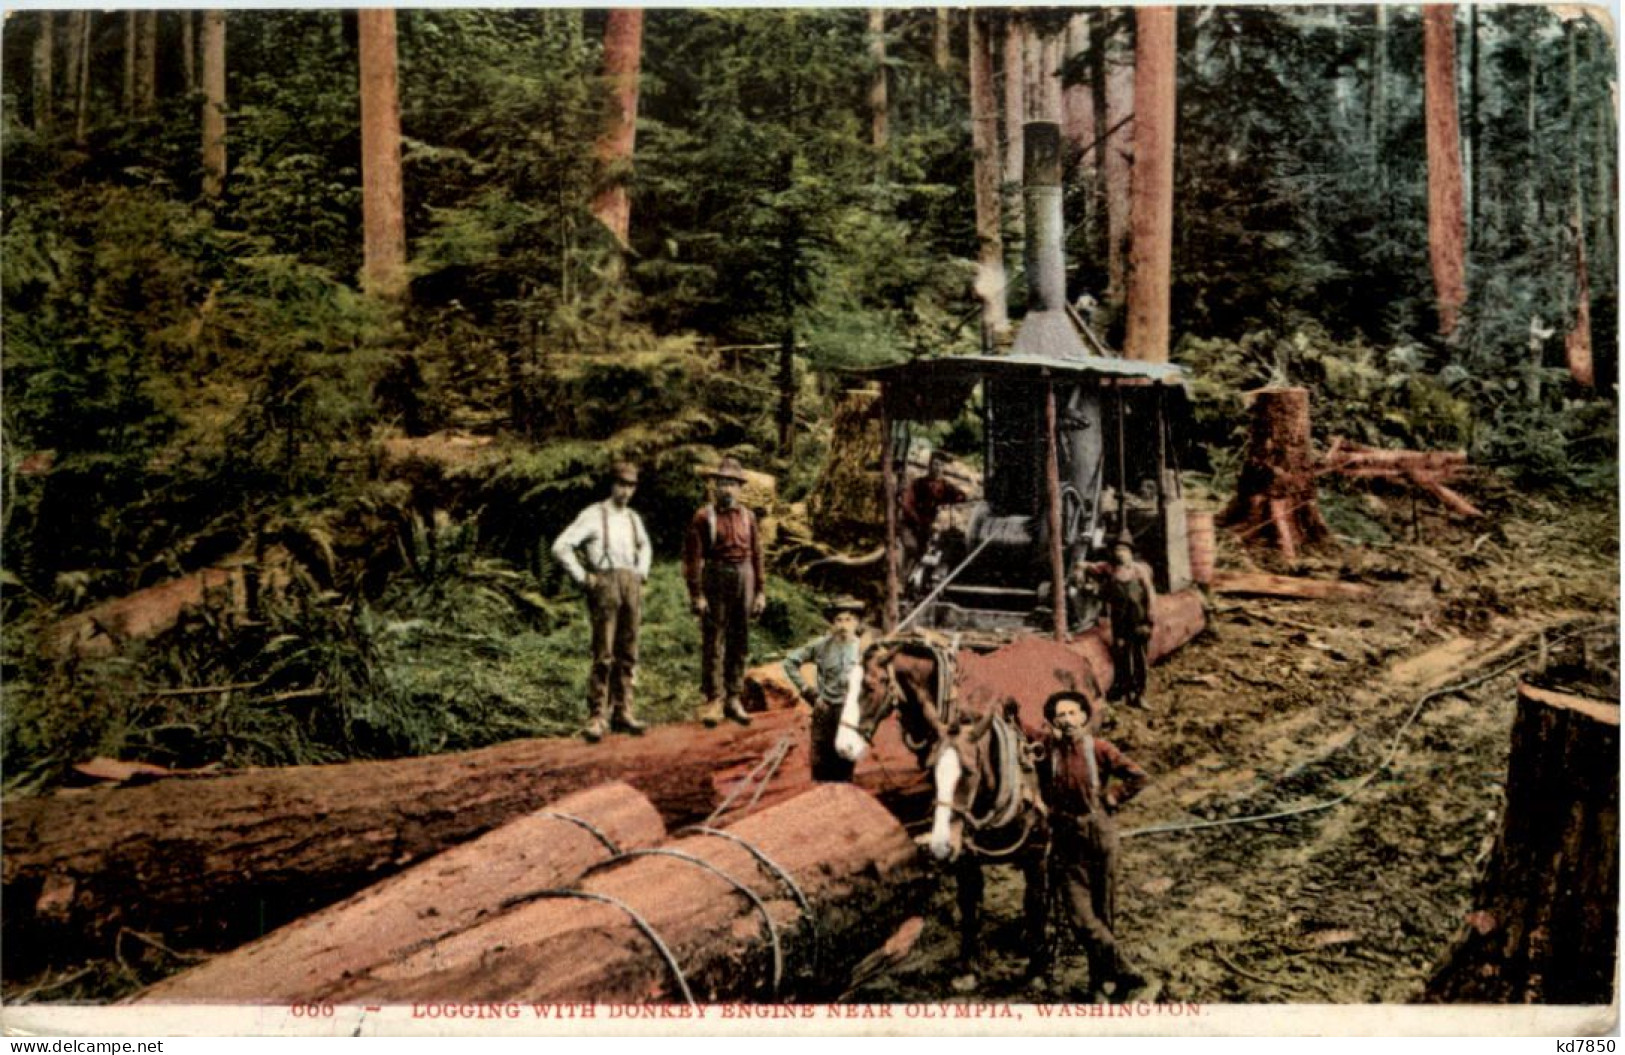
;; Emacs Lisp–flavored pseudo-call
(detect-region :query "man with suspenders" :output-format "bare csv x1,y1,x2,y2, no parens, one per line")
552,462,652,742
682,456,766,727
1034,689,1152,1001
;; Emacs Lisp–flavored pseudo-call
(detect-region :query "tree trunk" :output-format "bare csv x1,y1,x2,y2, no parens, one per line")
1423,4,1467,337
1062,14,1092,162
124,12,136,117
1220,387,1330,559
1370,6,1387,157
777,324,797,456
1104,26,1133,312
806,389,885,547
1467,5,1480,248
1123,6,1175,363
1593,32,1616,288
4,595,1207,979
1425,681,1618,1004
1564,22,1595,388
590,8,643,250
200,11,227,199
1002,12,1026,246
135,10,157,116
138,783,667,1003
33,11,54,132
1033,20,1064,125
358,9,407,300
933,8,951,72
181,11,196,95
969,10,1011,347
74,12,91,142
306,785,929,1005
869,8,888,160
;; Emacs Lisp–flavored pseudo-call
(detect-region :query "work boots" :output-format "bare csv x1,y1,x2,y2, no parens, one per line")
723,697,752,726
610,711,646,736
699,698,724,728
582,716,607,743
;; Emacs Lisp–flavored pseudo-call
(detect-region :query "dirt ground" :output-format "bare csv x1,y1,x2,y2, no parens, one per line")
851,485,1620,1005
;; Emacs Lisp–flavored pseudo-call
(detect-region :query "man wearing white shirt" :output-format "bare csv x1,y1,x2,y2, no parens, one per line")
552,461,652,742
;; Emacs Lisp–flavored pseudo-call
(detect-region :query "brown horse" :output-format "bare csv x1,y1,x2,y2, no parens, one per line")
836,639,1052,989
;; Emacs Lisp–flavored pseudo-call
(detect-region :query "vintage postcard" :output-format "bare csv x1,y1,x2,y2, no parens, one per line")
1,1,1617,1041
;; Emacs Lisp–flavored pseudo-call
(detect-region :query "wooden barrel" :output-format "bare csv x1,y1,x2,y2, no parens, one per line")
1187,510,1216,585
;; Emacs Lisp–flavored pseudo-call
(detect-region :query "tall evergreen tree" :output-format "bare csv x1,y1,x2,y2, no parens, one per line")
1125,5,1175,362
1424,4,1467,336
359,10,407,300
591,9,644,250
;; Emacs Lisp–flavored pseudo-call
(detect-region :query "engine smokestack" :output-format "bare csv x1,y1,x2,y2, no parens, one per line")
1011,120,1092,361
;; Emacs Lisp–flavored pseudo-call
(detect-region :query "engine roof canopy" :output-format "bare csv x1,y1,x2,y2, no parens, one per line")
852,353,1188,422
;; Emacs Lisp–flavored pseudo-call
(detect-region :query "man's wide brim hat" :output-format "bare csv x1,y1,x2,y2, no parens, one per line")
709,456,749,482
610,461,639,484
1113,528,1136,551
823,595,865,619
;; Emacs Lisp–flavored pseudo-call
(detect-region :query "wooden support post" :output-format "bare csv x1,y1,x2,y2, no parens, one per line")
881,392,899,634
1045,380,1067,641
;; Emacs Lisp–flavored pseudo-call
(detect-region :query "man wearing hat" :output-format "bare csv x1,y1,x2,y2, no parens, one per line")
782,596,867,782
1032,689,1151,1001
1084,530,1158,710
682,455,766,727
552,461,652,742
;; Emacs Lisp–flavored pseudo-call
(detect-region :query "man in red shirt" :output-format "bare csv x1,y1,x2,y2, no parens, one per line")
683,456,766,727
1034,689,1153,1001
899,450,968,571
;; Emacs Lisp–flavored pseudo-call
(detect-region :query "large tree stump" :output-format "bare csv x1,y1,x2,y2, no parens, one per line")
136,783,665,1004
300,784,925,1005
1425,680,1619,1004
1221,387,1331,559
806,389,885,549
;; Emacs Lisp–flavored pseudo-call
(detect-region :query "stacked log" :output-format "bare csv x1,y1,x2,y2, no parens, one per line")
1424,681,1619,1004
137,783,664,1004
5,591,1205,975
1319,437,1481,518
284,784,923,1005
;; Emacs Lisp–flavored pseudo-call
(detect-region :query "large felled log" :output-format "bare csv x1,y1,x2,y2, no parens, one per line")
1221,387,1331,558
1424,681,1619,1005
136,783,664,1004
313,784,926,1004
5,591,1206,976
2,714,802,974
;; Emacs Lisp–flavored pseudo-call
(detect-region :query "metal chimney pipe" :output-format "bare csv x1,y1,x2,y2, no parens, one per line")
1022,120,1066,314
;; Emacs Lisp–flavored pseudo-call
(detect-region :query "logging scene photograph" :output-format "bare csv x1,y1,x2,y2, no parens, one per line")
0,1,1619,1034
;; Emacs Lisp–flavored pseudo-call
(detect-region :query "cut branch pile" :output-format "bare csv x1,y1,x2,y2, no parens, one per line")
1319,437,1481,518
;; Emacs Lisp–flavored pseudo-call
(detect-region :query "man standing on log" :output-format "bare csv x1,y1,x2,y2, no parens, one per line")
684,456,766,728
1034,689,1152,1002
552,461,652,743
1086,531,1158,710
782,596,866,782
900,450,968,573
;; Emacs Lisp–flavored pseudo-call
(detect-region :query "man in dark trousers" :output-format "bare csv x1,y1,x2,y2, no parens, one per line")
552,461,652,742
899,449,968,572
683,456,766,727
1034,689,1152,1002
1087,530,1158,710
781,596,866,782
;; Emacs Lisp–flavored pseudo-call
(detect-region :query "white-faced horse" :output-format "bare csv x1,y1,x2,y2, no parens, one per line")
834,639,1052,988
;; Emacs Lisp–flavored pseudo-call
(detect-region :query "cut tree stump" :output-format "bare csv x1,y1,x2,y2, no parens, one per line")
305,784,926,1005
1222,387,1331,558
1424,680,1619,1004
136,782,665,1004
4,591,1206,977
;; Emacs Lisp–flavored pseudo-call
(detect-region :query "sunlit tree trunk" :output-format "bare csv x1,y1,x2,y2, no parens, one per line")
1104,26,1134,313
969,10,1010,348
1467,5,1480,248
934,8,951,72
1002,12,1026,247
359,9,407,300
1062,14,1091,161
591,8,643,248
1590,32,1615,287
32,11,53,131
201,11,227,199
1124,6,1174,363
1564,22,1594,387
136,10,158,116
869,9,888,160
73,11,91,142
124,12,136,116
1423,5,1467,337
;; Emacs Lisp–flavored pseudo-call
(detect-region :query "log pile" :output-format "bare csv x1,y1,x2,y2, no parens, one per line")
137,783,665,1003
148,784,924,1005
5,591,1206,977
1319,437,1481,518
1425,679,1619,1004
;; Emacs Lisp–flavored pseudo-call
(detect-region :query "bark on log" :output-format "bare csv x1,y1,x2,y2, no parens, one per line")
1221,387,1331,556
1211,573,1374,601
5,593,1205,974
1424,682,1618,1004
316,784,926,1004
136,783,665,1004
